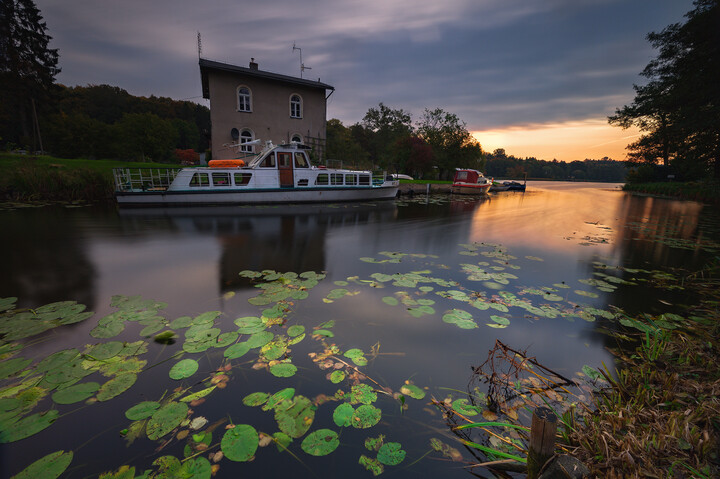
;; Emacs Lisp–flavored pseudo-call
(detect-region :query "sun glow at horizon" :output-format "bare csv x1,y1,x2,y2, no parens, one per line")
472,119,641,163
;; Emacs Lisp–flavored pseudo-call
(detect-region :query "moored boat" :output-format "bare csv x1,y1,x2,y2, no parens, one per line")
450,168,493,195
489,180,526,192
113,141,399,207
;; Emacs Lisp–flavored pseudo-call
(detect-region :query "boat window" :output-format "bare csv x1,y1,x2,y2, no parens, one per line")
345,174,357,185
234,173,251,185
297,179,308,186
358,174,370,185
331,174,343,185
189,172,209,187
212,172,230,187
237,86,251,112
294,152,309,168
456,171,468,181
278,152,292,167
259,153,276,168
315,174,328,185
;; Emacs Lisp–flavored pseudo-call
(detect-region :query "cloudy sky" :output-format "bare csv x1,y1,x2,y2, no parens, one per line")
35,0,694,162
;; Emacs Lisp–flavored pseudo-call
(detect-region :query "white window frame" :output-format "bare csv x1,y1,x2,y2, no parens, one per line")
290,133,303,144
290,94,302,119
237,85,252,112
240,129,255,152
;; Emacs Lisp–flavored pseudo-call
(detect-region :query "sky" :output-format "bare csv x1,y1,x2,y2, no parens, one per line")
34,0,694,162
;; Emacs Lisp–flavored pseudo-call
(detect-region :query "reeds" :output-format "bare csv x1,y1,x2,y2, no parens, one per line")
0,163,114,202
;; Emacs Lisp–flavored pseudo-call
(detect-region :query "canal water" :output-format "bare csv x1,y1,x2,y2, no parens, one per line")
1,182,718,478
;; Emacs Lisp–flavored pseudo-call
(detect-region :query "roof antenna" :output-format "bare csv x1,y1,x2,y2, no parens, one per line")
292,42,311,78
197,31,202,58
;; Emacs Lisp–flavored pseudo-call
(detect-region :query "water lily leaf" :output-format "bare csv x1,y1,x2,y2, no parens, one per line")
246,331,274,348
0,409,59,443
242,392,270,407
262,337,288,360
124,401,161,420
193,311,220,325
350,384,377,405
169,316,193,329
179,386,216,403
35,349,80,374
147,402,188,441
313,329,334,337
139,323,165,337
377,442,406,466
399,384,425,400
326,288,350,300
489,315,510,326
262,388,295,411
221,424,258,462
215,331,239,348
382,296,399,306
86,341,125,361
224,342,250,359
330,370,346,384
269,362,297,378
233,316,266,334
301,429,339,456
333,402,354,427
352,404,381,429
169,359,199,380
51,382,99,404
574,290,599,298
275,396,315,438
359,455,384,476
452,398,480,416
273,431,292,452
0,357,31,380
97,373,137,402
0,297,17,313
10,450,73,479
287,325,305,337
90,319,124,339
344,348,364,359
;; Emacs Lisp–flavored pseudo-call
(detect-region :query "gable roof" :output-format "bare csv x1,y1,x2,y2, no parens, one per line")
199,58,334,99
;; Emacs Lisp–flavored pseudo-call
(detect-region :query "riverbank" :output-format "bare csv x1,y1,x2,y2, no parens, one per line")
623,181,720,205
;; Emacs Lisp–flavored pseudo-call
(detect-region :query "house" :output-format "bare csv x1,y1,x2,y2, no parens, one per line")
199,58,334,162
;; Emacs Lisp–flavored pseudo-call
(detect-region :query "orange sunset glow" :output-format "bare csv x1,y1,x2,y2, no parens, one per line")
473,119,642,163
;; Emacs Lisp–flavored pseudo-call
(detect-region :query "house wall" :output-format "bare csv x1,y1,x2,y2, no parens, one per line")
207,69,328,161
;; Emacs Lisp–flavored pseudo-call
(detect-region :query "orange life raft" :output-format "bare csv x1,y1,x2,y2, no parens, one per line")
208,159,245,168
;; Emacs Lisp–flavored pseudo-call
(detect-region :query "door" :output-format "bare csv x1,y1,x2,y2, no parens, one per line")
278,152,294,187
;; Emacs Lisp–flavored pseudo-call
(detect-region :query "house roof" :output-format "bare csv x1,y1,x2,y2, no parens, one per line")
199,58,335,99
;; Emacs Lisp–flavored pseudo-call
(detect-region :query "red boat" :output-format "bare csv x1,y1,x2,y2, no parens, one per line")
450,169,492,195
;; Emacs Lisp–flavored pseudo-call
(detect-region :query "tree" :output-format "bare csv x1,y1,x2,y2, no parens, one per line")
0,0,60,150
361,103,413,168
326,118,370,168
609,0,720,180
392,136,434,179
115,113,178,162
416,108,484,179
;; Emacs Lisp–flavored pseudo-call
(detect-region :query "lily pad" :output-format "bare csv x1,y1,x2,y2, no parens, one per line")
96,373,137,402
350,384,377,405
51,382,100,404
221,424,258,462
10,450,73,479
301,429,339,456
399,384,425,400
169,359,199,380
146,402,188,441
0,409,59,443
224,342,251,359
242,392,270,407
275,395,315,438
378,442,406,466
0,357,31,380
269,362,297,378
124,401,161,420
330,370,346,384
287,325,305,337
333,402,354,427
352,404,382,429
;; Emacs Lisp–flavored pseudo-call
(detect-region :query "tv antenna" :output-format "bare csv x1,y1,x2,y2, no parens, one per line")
197,31,202,58
292,42,311,78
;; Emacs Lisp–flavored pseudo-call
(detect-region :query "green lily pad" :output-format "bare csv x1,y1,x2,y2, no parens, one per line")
179,386,216,403
301,429,339,456
269,362,297,378
382,296,399,306
359,455,384,476
287,325,305,337
0,409,59,443
224,342,251,359
233,316,266,334
96,373,137,402
10,450,73,479
350,384,377,405
86,342,125,360
489,315,510,326
262,388,295,412
399,384,425,400
352,404,381,429
378,442,406,466
124,401,161,420
0,357,31,380
169,359,199,380
146,402,188,441
275,395,315,438
262,337,288,360
273,432,293,452
452,398,480,416
330,370,346,384
246,331,274,348
168,316,193,329
221,424,258,462
333,402,354,427
51,382,100,404
242,392,270,407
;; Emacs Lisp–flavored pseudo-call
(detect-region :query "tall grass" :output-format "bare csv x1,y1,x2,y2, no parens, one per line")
623,181,720,204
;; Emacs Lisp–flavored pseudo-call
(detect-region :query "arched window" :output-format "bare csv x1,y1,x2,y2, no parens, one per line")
240,129,254,152
291,133,303,144
290,94,302,118
237,86,251,112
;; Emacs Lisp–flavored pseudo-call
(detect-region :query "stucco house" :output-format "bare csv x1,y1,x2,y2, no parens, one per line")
199,58,334,162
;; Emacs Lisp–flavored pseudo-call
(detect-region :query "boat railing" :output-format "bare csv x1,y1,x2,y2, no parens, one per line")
113,167,182,192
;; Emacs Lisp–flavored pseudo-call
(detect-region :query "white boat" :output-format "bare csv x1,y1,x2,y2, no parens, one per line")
113,141,399,206
450,168,493,195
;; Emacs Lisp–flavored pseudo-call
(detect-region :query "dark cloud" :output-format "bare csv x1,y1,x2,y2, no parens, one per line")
36,0,694,129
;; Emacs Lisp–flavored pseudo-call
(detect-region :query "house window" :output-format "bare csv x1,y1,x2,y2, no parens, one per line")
290,94,302,118
240,130,254,152
234,173,252,185
189,173,209,187
237,86,251,112
291,134,303,144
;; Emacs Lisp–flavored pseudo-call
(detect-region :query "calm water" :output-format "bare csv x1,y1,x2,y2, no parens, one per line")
1,182,718,478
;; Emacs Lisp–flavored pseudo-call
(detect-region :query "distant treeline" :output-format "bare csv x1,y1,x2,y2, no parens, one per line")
484,149,627,182
29,85,210,162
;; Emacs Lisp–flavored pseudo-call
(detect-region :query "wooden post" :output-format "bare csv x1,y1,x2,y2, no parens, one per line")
527,406,557,479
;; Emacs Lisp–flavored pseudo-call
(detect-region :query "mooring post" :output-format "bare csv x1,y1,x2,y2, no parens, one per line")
527,406,558,479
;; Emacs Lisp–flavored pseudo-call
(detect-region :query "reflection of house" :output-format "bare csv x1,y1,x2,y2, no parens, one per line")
199,58,334,162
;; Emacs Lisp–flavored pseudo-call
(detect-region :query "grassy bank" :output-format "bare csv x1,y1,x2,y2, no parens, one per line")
623,181,720,205
0,153,175,202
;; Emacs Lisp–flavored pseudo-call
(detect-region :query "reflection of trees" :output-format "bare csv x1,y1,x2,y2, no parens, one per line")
0,207,95,309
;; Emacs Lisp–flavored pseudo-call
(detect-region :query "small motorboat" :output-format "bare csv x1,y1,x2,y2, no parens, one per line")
450,169,492,195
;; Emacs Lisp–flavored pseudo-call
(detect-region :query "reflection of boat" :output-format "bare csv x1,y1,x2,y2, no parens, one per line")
113,141,399,206
450,169,492,195
489,180,526,192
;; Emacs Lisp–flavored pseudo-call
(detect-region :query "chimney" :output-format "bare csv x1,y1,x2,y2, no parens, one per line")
249,58,258,70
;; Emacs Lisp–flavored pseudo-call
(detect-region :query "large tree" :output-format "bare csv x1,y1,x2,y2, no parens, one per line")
0,0,60,150
609,0,720,180
360,103,413,168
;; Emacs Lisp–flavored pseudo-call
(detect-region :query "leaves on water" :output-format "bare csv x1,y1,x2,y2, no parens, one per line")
96,373,137,402
377,442,406,466
0,409,59,443
399,383,425,400
124,401,161,421
221,424,258,462
51,382,99,404
146,402,188,441
301,429,339,456
10,450,73,479
169,359,199,380
269,362,297,378
352,404,382,429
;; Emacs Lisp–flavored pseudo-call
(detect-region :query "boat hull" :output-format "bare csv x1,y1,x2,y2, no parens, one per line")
116,185,399,206
450,184,491,195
